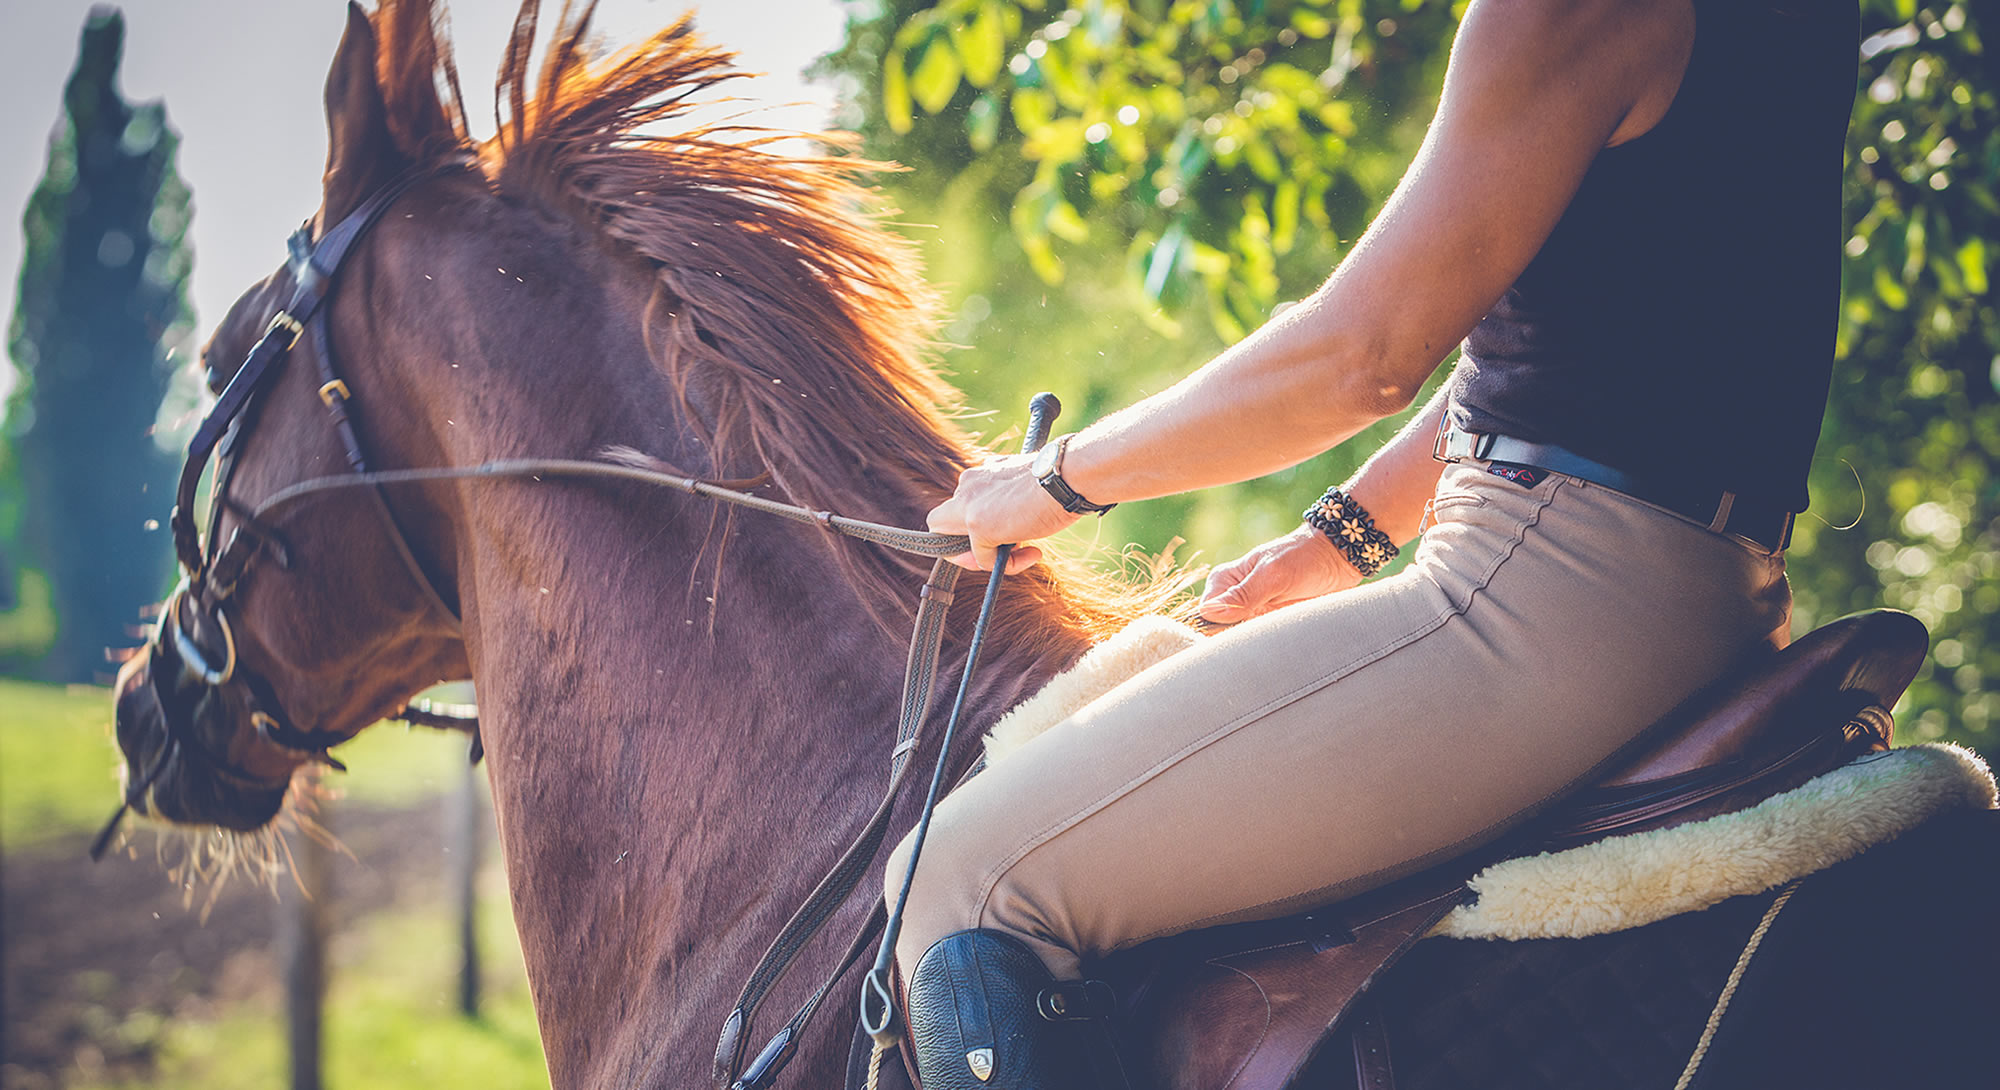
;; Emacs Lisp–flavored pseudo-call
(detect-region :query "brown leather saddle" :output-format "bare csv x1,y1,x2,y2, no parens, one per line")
1097,608,1928,1090
848,609,1928,1090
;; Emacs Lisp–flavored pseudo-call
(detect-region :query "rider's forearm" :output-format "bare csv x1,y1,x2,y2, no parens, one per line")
1053,280,1444,507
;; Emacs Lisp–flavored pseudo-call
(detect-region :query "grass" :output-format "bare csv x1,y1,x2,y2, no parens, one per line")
1,680,128,847
68,881,549,1090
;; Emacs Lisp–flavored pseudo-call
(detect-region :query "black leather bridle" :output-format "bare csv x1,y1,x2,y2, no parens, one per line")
92,164,471,860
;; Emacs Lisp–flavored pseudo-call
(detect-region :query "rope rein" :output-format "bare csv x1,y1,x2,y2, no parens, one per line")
1673,879,1802,1090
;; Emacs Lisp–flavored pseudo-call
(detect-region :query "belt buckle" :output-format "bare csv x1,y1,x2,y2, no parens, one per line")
1432,419,1493,464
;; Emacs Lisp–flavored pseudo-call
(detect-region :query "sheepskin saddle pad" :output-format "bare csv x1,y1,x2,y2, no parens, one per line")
984,618,1998,942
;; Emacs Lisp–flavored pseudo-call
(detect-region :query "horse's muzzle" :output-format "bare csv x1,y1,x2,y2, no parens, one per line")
113,647,290,832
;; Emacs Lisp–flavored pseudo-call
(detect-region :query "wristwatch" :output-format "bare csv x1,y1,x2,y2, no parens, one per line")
1032,434,1117,515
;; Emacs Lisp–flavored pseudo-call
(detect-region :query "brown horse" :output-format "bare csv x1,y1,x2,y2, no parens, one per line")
109,1,1140,1084
108,4,2000,1089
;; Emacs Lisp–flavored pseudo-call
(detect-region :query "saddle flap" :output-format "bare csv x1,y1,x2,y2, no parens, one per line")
1546,609,1928,843
1109,867,1469,1090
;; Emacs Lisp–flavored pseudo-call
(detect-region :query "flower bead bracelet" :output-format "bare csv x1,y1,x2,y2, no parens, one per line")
1302,487,1400,578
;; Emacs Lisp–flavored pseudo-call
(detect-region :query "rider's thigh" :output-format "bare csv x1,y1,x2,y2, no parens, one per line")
887,464,1790,979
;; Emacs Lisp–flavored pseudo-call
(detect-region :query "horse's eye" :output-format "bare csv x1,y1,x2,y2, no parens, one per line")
200,349,229,395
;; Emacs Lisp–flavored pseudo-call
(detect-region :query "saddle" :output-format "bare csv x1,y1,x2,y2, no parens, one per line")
848,609,1931,1090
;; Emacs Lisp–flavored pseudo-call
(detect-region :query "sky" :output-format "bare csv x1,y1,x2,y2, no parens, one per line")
0,0,850,409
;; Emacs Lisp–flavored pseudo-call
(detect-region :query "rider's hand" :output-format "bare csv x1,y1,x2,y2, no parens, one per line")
927,453,1084,573
1198,524,1364,624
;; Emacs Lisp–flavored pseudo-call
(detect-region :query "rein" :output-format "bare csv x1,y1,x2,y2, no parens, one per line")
237,451,972,559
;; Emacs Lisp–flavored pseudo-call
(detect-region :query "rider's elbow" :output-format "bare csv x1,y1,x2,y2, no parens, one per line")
1334,357,1425,421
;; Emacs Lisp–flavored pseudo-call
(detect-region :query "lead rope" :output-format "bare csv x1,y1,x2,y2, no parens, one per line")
866,1035,889,1090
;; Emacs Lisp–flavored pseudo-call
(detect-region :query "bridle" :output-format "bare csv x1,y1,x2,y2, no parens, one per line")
92,160,1043,1090
92,164,474,860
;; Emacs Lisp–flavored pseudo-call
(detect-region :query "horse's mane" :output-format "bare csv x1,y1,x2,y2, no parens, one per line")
361,0,1175,640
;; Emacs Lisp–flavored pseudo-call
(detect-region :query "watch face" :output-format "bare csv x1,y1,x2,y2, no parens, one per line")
1031,436,1063,479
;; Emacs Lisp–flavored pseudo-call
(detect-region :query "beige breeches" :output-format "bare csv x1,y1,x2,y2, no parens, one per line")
886,462,1793,979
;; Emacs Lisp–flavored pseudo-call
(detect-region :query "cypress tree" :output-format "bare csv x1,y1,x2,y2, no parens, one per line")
5,7,193,681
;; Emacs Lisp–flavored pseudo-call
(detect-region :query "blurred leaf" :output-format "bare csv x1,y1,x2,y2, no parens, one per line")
1012,85,1054,133
953,3,1008,87
1047,199,1091,243
968,92,1003,151
1273,179,1301,253
1958,237,1988,297
1874,263,1910,310
1144,220,1188,301
912,36,965,114
883,49,914,133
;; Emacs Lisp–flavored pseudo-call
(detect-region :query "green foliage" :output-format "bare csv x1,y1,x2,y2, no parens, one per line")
866,0,1459,338
1790,0,1999,748
822,0,1458,567
836,1,2000,750
0,567,59,661
6,10,192,682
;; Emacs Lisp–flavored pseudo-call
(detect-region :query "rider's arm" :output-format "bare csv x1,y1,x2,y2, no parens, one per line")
931,0,1694,571
1197,385,1449,622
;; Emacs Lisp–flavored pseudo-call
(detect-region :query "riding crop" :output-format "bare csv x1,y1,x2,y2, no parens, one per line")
859,392,1062,1060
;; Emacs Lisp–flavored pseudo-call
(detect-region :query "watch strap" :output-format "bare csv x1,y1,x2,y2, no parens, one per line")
1036,434,1117,515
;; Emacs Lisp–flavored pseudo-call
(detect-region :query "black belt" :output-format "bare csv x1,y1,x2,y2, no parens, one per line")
1433,421,1793,553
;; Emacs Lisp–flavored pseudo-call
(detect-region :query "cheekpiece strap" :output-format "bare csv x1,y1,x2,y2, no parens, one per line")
167,163,465,577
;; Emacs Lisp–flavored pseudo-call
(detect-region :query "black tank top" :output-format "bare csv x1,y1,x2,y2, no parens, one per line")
1450,2,1857,514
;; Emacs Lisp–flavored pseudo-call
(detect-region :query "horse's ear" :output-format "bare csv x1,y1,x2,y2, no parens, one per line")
321,2,404,226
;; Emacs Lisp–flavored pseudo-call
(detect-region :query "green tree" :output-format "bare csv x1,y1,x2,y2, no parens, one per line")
1794,1,2000,748
841,0,1456,338
832,0,2000,749
6,9,193,681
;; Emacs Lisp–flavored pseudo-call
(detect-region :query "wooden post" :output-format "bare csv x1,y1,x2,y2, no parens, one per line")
280,805,329,1090
451,755,483,1018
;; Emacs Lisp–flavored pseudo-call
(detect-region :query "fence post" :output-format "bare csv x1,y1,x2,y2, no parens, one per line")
452,756,483,1017
280,804,329,1090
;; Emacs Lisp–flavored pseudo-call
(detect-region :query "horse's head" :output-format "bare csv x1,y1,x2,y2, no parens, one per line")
109,4,469,838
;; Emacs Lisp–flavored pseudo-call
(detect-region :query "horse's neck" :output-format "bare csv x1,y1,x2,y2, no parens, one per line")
421,295,1092,1085
465,503,1088,1084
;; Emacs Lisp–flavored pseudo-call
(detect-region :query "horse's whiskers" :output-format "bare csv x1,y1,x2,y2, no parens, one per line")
128,772,345,915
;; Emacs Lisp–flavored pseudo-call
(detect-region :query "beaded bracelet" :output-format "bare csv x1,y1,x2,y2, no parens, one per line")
1302,487,1400,578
